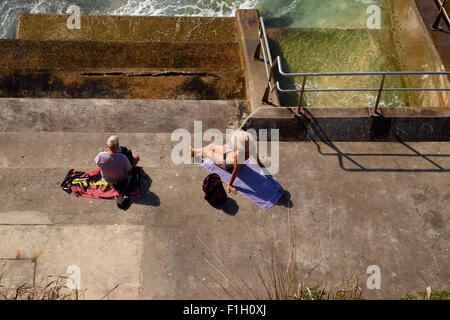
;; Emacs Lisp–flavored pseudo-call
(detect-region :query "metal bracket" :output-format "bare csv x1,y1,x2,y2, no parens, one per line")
293,107,306,117
369,107,382,117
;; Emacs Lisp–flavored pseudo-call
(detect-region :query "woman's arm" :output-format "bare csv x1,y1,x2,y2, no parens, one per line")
257,153,264,167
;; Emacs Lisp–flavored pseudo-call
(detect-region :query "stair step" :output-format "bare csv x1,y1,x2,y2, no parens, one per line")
0,68,245,99
0,99,245,133
17,14,238,43
0,39,242,70
0,133,191,169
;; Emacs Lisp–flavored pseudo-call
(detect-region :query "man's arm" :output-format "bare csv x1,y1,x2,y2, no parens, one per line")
124,156,133,174
94,153,100,167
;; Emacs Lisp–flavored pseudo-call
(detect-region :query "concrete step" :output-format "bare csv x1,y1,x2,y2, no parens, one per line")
242,106,450,142
16,14,238,43
0,133,188,169
0,39,241,70
0,68,245,99
0,99,246,133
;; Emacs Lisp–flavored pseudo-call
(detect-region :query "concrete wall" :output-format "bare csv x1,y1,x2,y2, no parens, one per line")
17,14,238,43
388,0,449,108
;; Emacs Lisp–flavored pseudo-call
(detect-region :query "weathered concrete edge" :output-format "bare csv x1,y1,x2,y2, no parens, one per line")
409,0,449,75
16,14,238,43
235,9,280,114
242,106,450,141
389,0,449,107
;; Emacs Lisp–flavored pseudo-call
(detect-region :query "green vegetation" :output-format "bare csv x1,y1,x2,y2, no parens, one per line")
402,289,449,300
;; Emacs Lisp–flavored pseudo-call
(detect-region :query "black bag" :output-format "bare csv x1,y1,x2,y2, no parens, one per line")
202,173,227,206
116,167,140,210
118,146,134,166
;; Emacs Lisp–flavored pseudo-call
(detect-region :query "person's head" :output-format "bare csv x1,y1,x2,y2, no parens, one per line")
107,135,120,153
231,130,255,155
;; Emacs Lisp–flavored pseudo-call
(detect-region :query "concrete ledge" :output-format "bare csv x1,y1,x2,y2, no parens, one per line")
242,107,450,141
0,39,241,70
17,14,238,43
389,0,449,107
0,99,245,132
0,68,245,99
235,9,280,113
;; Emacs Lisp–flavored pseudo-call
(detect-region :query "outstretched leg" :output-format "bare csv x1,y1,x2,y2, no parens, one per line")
186,143,226,164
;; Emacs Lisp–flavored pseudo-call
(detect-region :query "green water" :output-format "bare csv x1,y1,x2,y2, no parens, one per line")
260,0,409,107
268,28,408,107
259,0,389,29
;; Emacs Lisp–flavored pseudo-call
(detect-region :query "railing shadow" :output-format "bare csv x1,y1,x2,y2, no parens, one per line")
289,107,450,173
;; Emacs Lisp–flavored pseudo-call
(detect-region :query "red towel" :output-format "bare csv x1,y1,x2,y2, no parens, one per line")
61,167,141,200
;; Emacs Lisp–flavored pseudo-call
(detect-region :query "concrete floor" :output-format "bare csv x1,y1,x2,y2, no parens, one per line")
0,9,448,300
0,121,448,299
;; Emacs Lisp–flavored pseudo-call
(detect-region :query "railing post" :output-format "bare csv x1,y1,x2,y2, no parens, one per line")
262,59,278,104
253,24,262,60
371,74,386,116
297,76,307,114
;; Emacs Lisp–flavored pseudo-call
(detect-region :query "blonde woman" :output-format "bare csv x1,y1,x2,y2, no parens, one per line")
187,130,266,194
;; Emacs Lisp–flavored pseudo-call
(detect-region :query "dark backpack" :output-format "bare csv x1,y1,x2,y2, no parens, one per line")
202,173,227,206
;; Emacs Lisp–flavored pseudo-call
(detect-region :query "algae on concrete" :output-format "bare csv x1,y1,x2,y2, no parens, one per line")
16,14,238,43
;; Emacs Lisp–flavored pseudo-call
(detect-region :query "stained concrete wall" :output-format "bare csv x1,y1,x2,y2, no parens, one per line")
16,14,238,43
389,0,449,108
3,14,247,100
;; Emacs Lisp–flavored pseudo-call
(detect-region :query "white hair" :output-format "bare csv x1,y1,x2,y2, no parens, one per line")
231,130,254,153
107,135,119,148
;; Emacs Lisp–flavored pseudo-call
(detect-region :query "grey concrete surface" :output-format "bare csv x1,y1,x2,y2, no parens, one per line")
0,9,448,301
0,225,144,299
0,137,448,299
0,99,245,133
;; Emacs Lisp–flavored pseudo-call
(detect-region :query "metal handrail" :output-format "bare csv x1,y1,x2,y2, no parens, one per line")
254,17,450,115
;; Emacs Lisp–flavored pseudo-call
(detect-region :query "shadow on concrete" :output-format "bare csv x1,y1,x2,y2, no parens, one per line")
211,197,239,216
276,189,293,208
131,168,160,208
291,107,450,173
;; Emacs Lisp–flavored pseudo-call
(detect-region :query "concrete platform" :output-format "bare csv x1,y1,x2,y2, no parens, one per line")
0,99,245,133
0,9,448,300
0,140,448,299
0,225,144,299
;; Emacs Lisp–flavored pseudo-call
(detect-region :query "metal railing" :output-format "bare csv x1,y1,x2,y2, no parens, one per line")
432,0,450,31
254,17,450,115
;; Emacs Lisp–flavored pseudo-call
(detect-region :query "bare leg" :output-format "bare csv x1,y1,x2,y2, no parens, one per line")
186,143,228,167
